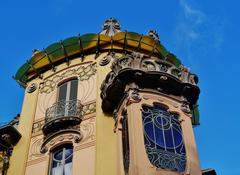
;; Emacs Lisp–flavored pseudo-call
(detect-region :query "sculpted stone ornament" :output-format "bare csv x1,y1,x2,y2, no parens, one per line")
32,49,40,56
147,30,160,42
130,89,142,103
40,132,82,153
99,53,116,66
100,17,121,36
27,83,37,93
181,102,191,113
101,51,200,115
74,135,81,143
1,134,11,141
40,63,96,94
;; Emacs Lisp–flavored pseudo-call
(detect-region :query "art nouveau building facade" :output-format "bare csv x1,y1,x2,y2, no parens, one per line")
2,18,212,175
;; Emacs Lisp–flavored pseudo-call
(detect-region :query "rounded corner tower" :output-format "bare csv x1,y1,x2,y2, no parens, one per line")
9,18,201,175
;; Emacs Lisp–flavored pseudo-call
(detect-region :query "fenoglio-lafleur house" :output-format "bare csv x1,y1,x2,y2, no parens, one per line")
0,18,216,175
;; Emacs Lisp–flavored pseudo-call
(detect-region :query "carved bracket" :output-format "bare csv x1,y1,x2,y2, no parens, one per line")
100,52,200,115
40,129,82,153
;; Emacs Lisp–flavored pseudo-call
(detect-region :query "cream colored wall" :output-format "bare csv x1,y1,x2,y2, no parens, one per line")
95,53,121,175
34,60,96,121
8,79,41,175
9,55,99,175
25,159,49,175
25,56,97,175
73,146,95,175
115,90,201,175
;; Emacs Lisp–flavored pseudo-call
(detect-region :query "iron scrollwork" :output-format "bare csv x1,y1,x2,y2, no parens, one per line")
142,104,186,172
42,99,83,143
45,99,82,123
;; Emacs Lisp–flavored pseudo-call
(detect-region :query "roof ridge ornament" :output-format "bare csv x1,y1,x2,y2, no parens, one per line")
147,30,160,43
100,18,121,36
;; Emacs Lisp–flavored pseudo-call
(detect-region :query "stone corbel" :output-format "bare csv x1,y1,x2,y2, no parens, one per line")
181,101,191,114
132,52,144,68
179,65,190,83
126,89,142,106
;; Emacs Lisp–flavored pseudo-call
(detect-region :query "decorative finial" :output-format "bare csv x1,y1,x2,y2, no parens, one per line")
32,49,40,56
147,30,160,42
100,18,121,36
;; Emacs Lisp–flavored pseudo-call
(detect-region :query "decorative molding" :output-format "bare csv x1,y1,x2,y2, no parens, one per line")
29,117,95,162
81,102,96,116
40,63,97,94
27,83,37,93
101,52,200,114
80,117,96,144
28,137,44,161
99,54,112,66
74,141,96,151
40,131,82,153
27,157,48,166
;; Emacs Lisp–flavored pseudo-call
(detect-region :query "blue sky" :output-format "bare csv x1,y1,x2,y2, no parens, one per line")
0,0,240,174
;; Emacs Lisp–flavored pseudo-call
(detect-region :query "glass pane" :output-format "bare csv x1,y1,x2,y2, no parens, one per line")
142,104,186,172
52,166,62,175
64,147,73,174
65,147,73,157
53,149,63,161
70,80,78,100
52,149,63,169
51,146,73,175
58,83,67,101
64,162,72,175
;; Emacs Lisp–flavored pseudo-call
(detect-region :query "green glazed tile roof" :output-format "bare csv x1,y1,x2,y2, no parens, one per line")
14,31,181,85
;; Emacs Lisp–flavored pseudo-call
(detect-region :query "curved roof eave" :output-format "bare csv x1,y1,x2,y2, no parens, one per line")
14,31,181,86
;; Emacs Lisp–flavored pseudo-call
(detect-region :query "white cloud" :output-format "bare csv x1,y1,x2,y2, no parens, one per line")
173,0,225,66
180,0,206,25
176,0,206,43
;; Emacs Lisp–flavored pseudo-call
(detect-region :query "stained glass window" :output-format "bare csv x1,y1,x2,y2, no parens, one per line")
142,104,186,172
50,145,73,175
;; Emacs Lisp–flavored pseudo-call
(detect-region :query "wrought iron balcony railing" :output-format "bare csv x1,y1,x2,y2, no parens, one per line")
42,99,83,137
45,99,83,123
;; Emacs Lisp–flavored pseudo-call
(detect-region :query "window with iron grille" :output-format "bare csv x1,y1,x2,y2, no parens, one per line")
142,104,186,172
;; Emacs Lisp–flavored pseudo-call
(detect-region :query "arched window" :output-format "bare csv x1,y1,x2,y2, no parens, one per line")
50,145,73,175
142,104,186,172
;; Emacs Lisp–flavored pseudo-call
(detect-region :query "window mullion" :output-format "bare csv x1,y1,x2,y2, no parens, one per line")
65,82,71,116
62,148,66,175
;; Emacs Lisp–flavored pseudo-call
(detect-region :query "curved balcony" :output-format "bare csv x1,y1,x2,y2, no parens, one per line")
101,52,200,114
42,100,83,138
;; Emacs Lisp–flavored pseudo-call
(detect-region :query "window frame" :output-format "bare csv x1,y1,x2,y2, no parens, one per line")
48,144,73,175
57,77,79,102
141,103,187,172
